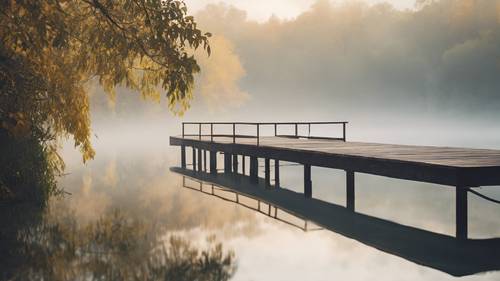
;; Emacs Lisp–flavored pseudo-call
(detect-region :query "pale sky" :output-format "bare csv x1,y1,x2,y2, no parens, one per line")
185,0,417,22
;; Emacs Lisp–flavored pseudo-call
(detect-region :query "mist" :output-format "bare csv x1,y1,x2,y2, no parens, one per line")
190,0,500,123
80,0,500,153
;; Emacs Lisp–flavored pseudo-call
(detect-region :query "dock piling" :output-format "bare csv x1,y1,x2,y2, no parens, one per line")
181,145,186,169
250,156,258,183
233,154,239,174
456,187,468,240
304,164,312,198
275,160,280,187
192,147,197,171
210,151,217,175
224,153,232,173
346,170,355,211
265,158,271,187
197,148,202,171
242,155,246,175
203,150,207,172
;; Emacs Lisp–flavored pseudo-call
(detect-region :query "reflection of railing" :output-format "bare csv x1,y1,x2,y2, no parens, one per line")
182,176,322,232
171,167,500,277
181,122,348,145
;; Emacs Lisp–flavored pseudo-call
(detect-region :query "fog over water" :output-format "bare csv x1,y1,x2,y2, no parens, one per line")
50,0,500,280
85,0,500,142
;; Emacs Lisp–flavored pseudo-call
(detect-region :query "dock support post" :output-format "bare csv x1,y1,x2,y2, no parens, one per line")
456,186,468,240
275,160,280,187
197,148,202,172
203,150,207,172
224,153,232,173
210,151,217,175
346,170,355,211
265,158,271,187
242,155,246,175
250,156,258,183
233,154,238,174
192,147,197,171
181,146,186,169
304,164,312,198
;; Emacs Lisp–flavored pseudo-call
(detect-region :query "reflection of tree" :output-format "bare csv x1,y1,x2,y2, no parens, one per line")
0,203,43,281
8,210,236,281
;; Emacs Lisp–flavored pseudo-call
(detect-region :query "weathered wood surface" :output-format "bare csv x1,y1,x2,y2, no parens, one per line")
178,136,500,167
170,136,500,187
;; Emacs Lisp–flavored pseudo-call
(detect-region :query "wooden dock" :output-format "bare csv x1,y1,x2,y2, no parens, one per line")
170,122,500,240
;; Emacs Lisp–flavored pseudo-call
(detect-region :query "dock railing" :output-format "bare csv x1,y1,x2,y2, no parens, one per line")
181,121,348,145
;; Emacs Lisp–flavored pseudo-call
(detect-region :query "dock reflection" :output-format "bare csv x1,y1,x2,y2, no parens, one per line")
171,167,500,277
182,176,322,232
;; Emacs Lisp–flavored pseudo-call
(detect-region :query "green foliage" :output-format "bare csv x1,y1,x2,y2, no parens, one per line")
0,129,61,205
0,0,211,162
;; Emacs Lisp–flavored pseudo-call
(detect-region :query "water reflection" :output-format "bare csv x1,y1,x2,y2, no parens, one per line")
0,204,236,281
171,167,500,277
182,176,322,232
3,137,500,281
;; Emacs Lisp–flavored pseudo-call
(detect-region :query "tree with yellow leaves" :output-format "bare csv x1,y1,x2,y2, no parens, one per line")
0,0,210,201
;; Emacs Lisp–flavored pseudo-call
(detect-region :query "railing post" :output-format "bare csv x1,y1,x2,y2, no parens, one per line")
182,123,185,138
308,123,311,137
233,123,236,143
211,123,213,142
198,123,201,140
295,123,298,137
274,123,277,136
257,124,260,146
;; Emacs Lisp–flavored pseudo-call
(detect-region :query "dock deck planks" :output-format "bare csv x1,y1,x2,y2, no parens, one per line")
174,136,500,167
171,136,500,187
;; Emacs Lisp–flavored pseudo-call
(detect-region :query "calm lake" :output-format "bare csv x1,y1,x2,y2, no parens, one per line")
2,123,500,281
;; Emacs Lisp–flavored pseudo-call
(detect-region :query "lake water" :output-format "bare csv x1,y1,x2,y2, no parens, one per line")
1,125,500,281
